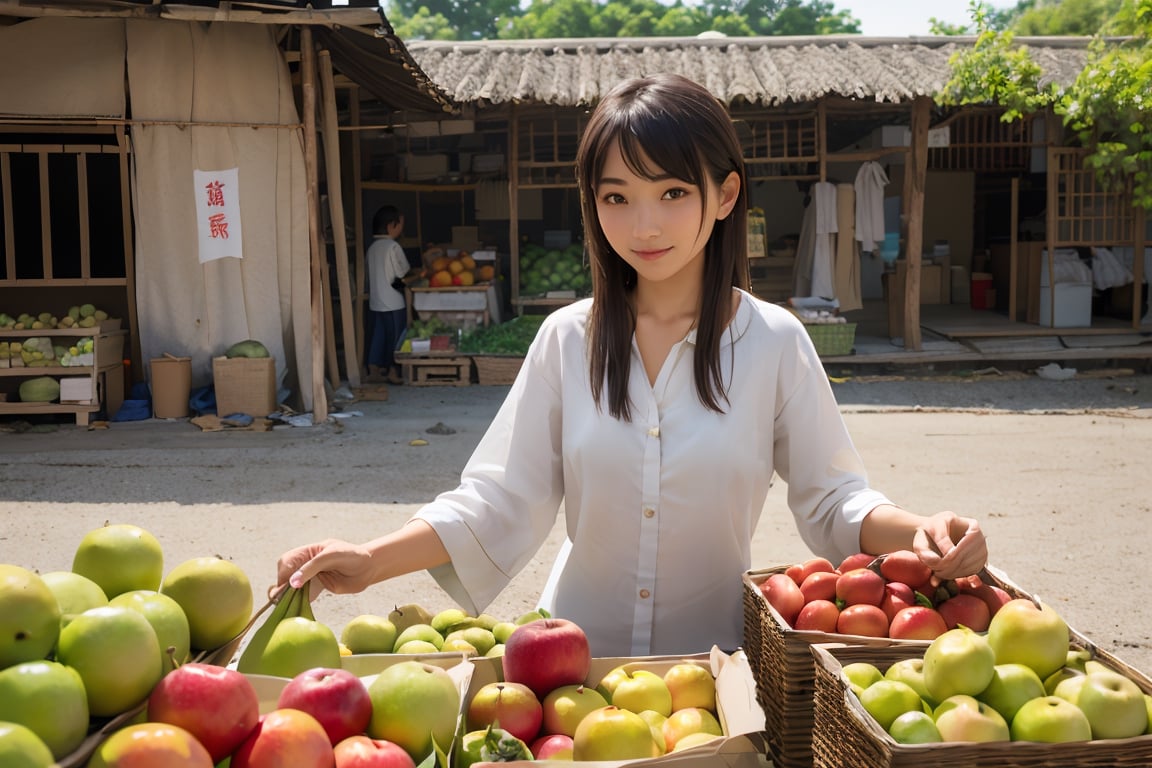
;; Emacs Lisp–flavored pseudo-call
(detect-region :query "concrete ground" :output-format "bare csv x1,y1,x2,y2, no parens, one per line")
1,367,1150,677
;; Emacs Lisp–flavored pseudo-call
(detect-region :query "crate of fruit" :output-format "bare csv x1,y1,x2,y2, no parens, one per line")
742,557,1034,768
808,620,1152,768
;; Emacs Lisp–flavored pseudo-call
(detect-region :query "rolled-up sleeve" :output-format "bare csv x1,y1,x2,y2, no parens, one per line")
412,328,566,614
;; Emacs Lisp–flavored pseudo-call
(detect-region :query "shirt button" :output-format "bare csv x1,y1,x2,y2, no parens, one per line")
639,589,651,599
647,427,660,437
643,508,655,518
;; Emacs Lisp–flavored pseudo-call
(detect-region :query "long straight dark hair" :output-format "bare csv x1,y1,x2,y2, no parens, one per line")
575,73,750,420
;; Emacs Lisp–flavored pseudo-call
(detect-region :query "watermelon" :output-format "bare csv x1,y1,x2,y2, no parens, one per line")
19,376,61,403
224,340,270,359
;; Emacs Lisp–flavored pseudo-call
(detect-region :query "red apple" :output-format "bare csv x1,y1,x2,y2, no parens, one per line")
232,708,335,768
530,733,574,760
836,604,889,637
838,552,876,573
333,735,416,768
147,661,260,764
936,594,992,632
278,667,373,746
879,550,932,587
793,600,839,633
786,557,837,586
88,722,213,767
888,606,948,640
502,619,591,699
466,681,543,744
880,582,917,622
759,573,804,626
799,571,840,604
958,582,1013,619
835,568,886,607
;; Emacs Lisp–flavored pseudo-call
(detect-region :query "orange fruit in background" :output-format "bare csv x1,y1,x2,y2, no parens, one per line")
431,270,453,287
460,254,476,270
448,259,465,275
430,256,450,272
478,265,496,281
455,271,476,286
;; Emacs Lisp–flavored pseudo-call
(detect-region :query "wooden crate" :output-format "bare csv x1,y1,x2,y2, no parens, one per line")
397,355,471,387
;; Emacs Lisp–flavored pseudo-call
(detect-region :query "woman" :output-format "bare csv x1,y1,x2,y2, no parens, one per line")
276,74,986,657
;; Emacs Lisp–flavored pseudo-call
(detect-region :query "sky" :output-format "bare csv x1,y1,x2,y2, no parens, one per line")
835,0,1015,36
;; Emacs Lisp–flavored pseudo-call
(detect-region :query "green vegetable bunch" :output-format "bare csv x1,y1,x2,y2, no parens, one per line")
458,315,546,355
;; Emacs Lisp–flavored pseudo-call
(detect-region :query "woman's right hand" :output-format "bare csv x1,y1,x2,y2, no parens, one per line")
274,538,379,599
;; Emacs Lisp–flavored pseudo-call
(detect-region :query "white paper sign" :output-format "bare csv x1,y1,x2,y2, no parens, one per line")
194,168,243,263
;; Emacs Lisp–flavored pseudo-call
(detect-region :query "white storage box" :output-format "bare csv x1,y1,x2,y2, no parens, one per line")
1038,282,1092,327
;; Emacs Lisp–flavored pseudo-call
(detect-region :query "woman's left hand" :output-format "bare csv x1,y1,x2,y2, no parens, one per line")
912,511,987,587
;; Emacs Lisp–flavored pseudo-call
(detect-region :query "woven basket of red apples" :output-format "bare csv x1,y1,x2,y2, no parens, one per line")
741,553,1039,768
809,615,1152,768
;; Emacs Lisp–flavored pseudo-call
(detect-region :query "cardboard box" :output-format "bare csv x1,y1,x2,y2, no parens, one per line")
212,356,276,417
465,647,766,766
60,376,94,403
1038,282,1093,327
405,153,449,181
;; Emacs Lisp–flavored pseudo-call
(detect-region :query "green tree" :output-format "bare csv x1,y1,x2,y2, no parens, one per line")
1013,0,1123,34
388,4,457,40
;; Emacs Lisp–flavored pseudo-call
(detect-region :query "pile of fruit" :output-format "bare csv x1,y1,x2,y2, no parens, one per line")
842,599,1152,744
758,550,1012,640
1,337,95,368
0,304,112,331
518,243,589,297
0,522,254,767
424,249,496,288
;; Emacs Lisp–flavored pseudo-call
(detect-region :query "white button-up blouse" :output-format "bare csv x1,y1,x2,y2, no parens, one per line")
414,289,891,656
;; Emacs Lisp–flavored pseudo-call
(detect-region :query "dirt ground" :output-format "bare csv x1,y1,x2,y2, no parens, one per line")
1,366,1150,675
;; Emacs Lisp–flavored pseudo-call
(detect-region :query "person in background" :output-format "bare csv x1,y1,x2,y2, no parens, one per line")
276,74,987,657
366,205,419,385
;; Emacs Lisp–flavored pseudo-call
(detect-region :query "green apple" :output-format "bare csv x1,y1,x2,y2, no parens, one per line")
515,609,548,625
472,613,500,631
0,722,55,768
0,660,88,759
842,662,884,691
887,710,942,744
160,556,253,652
596,664,632,701
109,590,191,674
934,698,1009,742
387,604,433,633
986,599,1069,680
394,640,441,654
610,669,673,717
258,616,342,678
1075,668,1148,739
636,710,668,754
440,637,479,655
1044,666,1085,695
39,570,108,620
340,614,398,654
671,731,724,752
1052,674,1087,703
392,623,444,652
367,660,462,763
1144,693,1152,735
661,706,722,752
492,622,518,644
1065,648,1092,673
663,662,717,713
56,606,163,717
486,643,506,658
444,627,497,656
884,658,936,707
1010,696,1092,743
541,684,609,737
572,706,661,761
430,608,471,635
923,627,996,702
859,680,924,731
932,694,983,719
71,523,164,599
976,663,1046,723
0,564,61,668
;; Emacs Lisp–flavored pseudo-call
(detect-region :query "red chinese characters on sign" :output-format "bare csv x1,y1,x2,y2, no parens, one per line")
205,181,228,238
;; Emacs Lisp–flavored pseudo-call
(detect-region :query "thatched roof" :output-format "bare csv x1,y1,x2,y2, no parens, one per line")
407,35,1091,108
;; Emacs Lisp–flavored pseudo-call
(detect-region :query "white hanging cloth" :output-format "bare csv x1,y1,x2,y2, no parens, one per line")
793,182,837,299
854,161,889,253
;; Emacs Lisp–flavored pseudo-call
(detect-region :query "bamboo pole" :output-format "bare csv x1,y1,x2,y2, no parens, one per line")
901,95,931,351
300,27,329,422
318,48,362,387
349,84,367,375
116,125,142,382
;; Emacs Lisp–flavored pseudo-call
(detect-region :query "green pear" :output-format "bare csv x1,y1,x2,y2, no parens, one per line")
388,604,433,633
445,627,497,656
392,623,444,652
492,622,518,644
340,614,398,655
431,608,471,636
257,617,342,678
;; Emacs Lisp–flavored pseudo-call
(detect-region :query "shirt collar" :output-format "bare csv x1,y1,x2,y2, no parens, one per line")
684,288,751,347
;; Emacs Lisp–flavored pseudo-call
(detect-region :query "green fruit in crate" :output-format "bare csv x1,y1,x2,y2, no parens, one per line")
72,523,164,599
0,721,56,768
0,660,89,759
225,339,270,359
258,616,342,678
161,556,253,652
56,606,163,717
0,565,61,668
79,303,96,318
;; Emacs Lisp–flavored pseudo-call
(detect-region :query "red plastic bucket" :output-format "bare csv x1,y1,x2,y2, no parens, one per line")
970,272,994,309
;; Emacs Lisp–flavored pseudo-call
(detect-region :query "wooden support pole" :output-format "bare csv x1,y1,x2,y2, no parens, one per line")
1133,206,1146,329
116,125,142,381
1009,176,1020,322
317,48,361,388
300,27,329,422
349,84,367,374
901,95,930,351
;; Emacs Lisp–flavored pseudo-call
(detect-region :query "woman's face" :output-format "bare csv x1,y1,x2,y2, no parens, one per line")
594,141,738,288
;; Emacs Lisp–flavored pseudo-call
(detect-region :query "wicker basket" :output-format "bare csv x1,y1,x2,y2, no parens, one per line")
742,564,1035,768
810,639,1152,768
472,354,524,385
803,321,856,357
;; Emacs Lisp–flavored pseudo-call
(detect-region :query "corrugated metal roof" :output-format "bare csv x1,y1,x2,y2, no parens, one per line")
407,35,1091,107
